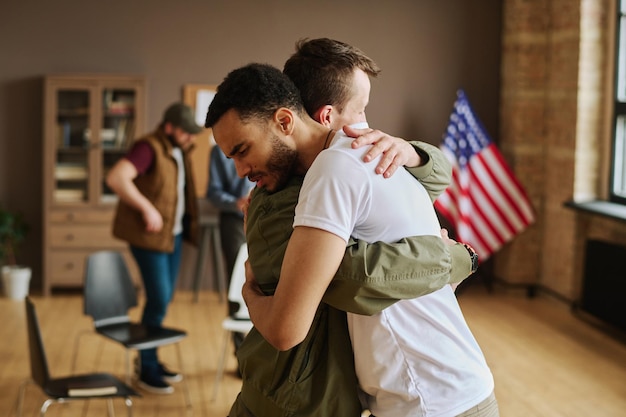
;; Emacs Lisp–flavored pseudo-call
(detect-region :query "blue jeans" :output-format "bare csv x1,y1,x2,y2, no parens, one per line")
130,233,183,375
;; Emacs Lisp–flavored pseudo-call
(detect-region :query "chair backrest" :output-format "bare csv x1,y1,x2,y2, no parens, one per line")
25,297,51,388
84,250,137,326
228,243,249,320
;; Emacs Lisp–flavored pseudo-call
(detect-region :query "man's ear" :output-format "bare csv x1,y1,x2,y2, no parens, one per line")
163,121,174,134
274,108,295,134
313,105,333,127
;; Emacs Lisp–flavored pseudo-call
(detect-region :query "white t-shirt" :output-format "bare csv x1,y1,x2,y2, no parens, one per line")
294,129,494,417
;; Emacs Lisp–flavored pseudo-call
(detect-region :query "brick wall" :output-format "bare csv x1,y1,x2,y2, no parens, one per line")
495,0,623,300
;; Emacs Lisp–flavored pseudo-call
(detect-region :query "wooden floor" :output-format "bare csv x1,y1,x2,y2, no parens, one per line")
2,284,626,417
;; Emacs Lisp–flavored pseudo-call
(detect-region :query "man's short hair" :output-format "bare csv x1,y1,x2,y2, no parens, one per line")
283,38,381,117
205,63,306,128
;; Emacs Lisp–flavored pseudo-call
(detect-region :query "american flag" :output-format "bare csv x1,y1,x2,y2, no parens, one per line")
434,90,535,261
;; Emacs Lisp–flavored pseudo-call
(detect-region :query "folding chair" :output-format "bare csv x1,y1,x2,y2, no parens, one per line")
72,250,191,411
15,297,139,417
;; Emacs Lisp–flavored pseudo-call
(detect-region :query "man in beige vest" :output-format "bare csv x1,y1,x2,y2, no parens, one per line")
107,103,201,394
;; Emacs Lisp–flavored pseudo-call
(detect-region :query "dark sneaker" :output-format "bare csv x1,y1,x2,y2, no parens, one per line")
158,363,182,383
137,372,174,395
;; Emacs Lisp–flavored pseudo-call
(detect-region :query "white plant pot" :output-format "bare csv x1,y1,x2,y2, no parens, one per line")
2,265,31,300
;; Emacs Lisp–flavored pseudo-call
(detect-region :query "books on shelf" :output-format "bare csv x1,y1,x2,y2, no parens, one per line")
100,194,119,204
104,90,136,116
124,119,135,147
114,119,128,148
55,164,87,180
57,122,71,148
54,189,85,202
68,384,118,397
106,98,135,116
113,118,135,149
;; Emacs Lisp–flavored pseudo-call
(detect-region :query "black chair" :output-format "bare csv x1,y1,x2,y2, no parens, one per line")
72,250,191,411
15,297,139,417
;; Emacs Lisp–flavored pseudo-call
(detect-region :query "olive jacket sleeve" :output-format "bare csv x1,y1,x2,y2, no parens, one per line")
322,237,472,315
404,140,452,202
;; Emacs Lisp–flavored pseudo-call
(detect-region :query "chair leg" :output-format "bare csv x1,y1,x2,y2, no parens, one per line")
125,350,132,385
14,379,32,417
192,223,212,303
175,342,193,412
107,398,115,417
40,398,55,417
211,226,227,303
125,397,134,417
211,330,231,402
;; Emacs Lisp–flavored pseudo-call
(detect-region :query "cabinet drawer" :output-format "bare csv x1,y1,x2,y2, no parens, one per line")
49,224,124,249
49,251,89,285
48,249,141,288
49,209,115,224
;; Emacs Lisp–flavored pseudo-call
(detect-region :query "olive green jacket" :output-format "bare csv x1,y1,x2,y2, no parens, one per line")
230,141,472,417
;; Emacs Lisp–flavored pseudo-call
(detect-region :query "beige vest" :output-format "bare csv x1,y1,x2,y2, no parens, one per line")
112,129,198,252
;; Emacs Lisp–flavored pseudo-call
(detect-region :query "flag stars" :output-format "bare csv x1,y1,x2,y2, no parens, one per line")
445,136,458,151
457,121,466,132
436,89,536,262
467,132,480,152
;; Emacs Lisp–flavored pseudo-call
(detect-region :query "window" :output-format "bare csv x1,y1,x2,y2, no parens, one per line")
611,0,626,202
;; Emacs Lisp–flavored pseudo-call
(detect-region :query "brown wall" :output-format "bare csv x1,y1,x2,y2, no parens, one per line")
0,0,502,292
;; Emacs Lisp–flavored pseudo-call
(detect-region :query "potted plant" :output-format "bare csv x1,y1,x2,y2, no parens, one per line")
0,207,31,299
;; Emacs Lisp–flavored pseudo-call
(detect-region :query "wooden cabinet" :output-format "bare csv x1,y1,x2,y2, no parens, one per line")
42,74,146,295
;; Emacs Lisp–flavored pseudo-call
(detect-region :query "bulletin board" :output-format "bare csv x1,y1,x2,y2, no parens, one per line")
182,83,217,197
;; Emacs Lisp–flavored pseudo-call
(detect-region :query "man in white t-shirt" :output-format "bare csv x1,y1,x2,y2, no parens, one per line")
206,62,498,416
299,130,493,416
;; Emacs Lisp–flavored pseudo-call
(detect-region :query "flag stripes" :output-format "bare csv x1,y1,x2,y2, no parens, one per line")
434,90,535,261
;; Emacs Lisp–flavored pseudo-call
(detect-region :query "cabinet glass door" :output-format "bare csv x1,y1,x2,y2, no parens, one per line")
54,89,90,204
100,88,137,203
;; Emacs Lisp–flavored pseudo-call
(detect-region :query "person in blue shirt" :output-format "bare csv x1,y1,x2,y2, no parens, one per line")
207,142,254,353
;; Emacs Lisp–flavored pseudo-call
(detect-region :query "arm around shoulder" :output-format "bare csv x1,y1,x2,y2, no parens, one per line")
322,235,473,316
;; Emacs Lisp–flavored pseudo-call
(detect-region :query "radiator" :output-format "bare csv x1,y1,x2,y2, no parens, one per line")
581,239,626,333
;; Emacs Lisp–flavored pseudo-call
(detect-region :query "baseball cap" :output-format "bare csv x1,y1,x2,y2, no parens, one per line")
162,103,203,134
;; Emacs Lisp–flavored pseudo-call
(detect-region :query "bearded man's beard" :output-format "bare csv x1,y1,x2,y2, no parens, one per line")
265,135,298,193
